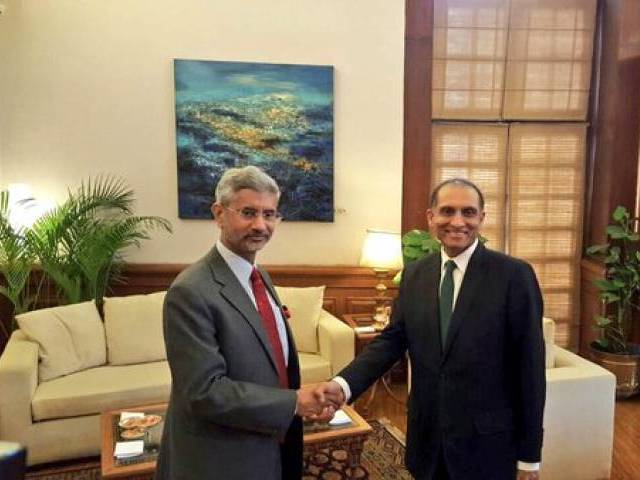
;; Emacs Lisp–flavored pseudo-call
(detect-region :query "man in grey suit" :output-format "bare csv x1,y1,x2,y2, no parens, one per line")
156,166,331,480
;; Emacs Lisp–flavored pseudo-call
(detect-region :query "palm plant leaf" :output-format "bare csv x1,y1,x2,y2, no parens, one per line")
0,176,171,315
27,176,171,305
0,190,37,314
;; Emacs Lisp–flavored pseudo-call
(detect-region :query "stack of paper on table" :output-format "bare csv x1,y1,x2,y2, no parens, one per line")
329,409,352,426
114,441,144,458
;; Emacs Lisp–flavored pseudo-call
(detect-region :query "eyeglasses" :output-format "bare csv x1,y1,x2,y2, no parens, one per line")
224,206,283,223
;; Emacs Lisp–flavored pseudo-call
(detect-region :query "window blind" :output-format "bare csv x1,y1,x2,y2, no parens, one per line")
431,123,509,251
503,0,597,120
507,123,586,347
432,0,509,119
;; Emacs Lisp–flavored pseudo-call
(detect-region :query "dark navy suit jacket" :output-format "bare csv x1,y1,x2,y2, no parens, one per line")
339,244,545,480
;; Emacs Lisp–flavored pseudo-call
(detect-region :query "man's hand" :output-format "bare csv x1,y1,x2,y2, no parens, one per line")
296,385,330,417
517,470,539,480
313,381,345,409
306,406,337,423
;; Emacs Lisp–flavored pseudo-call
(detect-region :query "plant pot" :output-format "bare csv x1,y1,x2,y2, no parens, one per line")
589,342,640,398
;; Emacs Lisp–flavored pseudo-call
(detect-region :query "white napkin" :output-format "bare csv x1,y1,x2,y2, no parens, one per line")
114,441,144,458
329,409,352,426
120,411,145,422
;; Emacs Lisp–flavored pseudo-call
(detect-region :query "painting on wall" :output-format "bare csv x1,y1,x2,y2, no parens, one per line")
174,59,334,221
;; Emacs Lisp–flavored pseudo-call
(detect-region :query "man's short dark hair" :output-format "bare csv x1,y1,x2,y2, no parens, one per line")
430,178,485,210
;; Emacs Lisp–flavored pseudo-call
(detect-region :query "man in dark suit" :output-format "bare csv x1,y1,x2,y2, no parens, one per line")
318,178,545,480
156,166,331,480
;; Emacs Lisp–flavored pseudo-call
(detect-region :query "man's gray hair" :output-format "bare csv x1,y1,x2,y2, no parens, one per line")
215,166,280,205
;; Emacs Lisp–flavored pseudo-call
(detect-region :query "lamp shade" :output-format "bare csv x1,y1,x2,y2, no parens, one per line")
359,230,403,270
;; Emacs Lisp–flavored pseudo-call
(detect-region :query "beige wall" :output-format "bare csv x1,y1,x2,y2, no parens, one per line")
0,0,405,264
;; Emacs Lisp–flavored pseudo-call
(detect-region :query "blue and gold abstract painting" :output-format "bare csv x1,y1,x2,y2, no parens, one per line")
174,59,334,221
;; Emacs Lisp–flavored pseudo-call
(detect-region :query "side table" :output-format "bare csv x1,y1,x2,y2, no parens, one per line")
342,313,405,417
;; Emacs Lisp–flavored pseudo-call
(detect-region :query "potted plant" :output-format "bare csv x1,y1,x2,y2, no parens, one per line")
0,175,172,335
587,205,640,398
393,229,441,284
0,191,39,335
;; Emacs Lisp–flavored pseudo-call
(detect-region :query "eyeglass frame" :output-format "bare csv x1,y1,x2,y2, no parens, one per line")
222,206,283,223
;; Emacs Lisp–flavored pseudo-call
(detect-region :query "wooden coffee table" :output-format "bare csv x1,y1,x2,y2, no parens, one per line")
303,404,372,469
101,403,164,479
101,403,371,479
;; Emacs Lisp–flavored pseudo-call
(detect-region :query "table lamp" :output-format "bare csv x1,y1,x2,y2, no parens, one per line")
359,229,403,329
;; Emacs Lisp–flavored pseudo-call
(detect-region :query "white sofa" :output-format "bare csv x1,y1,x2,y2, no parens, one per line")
0,287,354,466
543,345,615,480
540,318,616,480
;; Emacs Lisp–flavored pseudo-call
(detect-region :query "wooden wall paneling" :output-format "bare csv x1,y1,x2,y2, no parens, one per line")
113,264,399,321
581,0,640,351
402,0,434,232
580,258,605,355
322,298,337,316
584,0,640,247
345,297,379,315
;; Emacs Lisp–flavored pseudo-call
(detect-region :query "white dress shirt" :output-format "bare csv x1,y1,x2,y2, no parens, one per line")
335,238,539,472
216,241,289,365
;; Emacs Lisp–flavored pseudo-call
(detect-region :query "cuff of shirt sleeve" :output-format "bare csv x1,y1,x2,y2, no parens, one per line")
517,461,540,471
332,376,352,403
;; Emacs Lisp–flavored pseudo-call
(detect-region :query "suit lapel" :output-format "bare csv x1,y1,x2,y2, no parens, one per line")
207,248,282,378
441,243,488,362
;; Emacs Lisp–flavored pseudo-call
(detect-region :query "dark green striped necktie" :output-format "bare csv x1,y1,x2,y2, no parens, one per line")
439,260,457,347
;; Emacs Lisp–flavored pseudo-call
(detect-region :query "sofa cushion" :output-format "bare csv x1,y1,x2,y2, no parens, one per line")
275,286,325,354
104,292,167,365
32,360,171,421
16,302,106,382
298,353,332,384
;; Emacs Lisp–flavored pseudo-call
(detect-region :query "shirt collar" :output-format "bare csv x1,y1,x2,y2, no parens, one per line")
440,238,479,275
216,240,255,285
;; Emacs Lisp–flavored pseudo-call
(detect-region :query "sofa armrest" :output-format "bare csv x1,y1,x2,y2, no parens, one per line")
0,331,39,440
317,310,354,376
542,346,615,480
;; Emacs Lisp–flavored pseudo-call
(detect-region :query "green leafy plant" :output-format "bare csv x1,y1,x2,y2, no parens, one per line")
0,176,172,329
587,205,640,354
25,175,172,307
393,230,442,284
0,191,39,321
401,229,442,266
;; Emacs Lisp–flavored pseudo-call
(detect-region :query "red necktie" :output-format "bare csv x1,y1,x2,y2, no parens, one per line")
250,268,289,388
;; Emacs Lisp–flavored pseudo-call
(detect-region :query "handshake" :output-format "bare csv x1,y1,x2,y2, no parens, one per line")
295,381,346,422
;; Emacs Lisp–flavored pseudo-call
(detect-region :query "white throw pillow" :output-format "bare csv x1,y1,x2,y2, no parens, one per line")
16,301,107,382
104,291,167,365
275,286,325,354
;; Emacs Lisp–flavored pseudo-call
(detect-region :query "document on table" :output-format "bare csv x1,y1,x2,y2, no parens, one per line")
120,411,145,422
329,409,352,426
114,441,144,458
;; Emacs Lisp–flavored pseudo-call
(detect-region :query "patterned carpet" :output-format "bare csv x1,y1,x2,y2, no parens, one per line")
25,418,411,480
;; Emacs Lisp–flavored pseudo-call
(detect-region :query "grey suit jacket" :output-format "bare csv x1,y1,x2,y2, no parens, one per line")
155,247,302,480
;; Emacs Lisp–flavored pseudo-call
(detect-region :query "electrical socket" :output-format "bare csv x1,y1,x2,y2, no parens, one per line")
0,5,6,16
